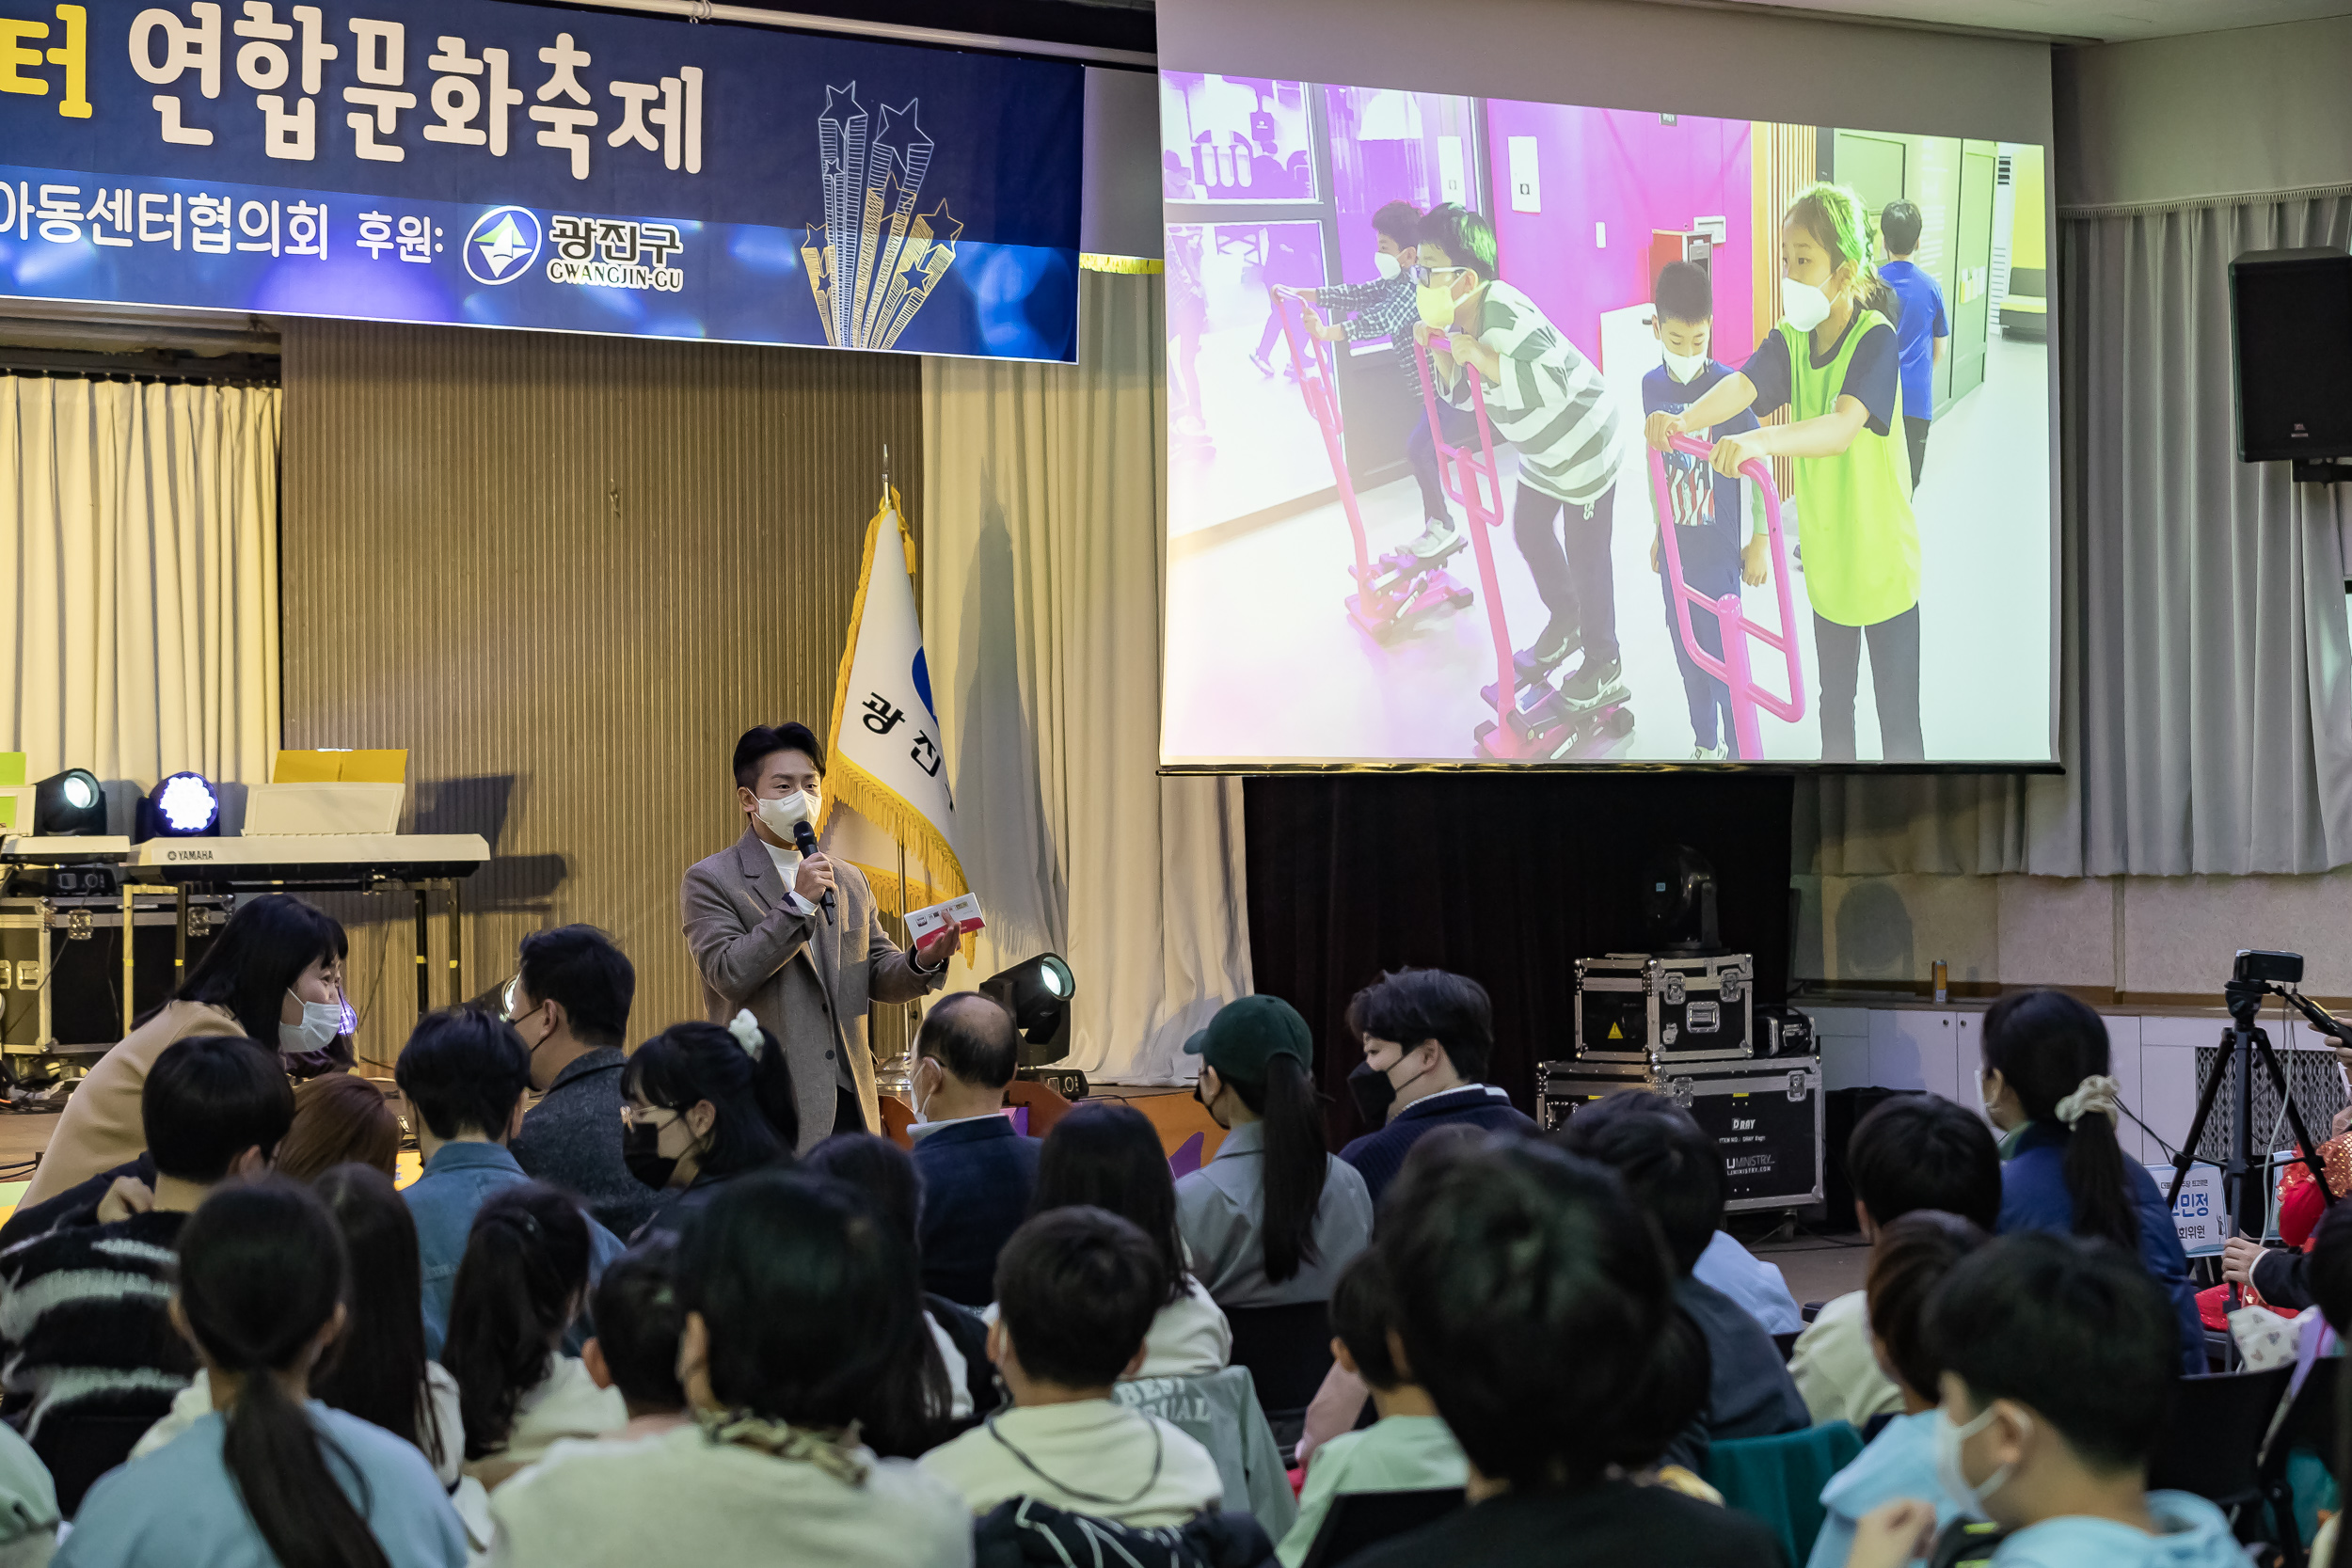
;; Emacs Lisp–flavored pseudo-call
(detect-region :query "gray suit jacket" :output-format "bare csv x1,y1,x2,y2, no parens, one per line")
679,827,945,1151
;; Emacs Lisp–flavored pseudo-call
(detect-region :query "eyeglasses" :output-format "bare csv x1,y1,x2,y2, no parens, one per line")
1406,264,1468,287
500,974,532,1023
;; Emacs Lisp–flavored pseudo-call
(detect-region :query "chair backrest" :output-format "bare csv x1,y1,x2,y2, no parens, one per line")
1223,1300,1336,1416
1298,1487,1466,1568
2265,1355,2338,1470
2148,1367,2296,1503
1002,1078,1073,1139
1701,1420,1866,1568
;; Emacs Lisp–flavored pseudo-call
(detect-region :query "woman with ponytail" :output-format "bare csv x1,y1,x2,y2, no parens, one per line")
620,1012,797,1238
1981,988,2206,1371
1644,178,1925,762
1175,996,1373,1311
441,1183,625,1488
58,1180,464,1568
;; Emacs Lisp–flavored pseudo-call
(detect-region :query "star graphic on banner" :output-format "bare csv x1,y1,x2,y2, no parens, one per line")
823,82,863,123
474,214,531,276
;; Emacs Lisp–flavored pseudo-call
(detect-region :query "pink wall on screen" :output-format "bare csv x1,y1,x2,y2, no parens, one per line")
1480,103,1754,368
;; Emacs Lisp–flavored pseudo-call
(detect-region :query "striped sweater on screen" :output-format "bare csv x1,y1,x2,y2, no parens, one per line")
0,1209,195,1441
1438,280,1623,506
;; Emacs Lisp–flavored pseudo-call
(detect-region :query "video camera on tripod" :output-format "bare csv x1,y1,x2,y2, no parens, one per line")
2168,951,2351,1307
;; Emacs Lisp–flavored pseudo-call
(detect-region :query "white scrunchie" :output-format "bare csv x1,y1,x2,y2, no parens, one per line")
727,1009,766,1060
2055,1074,2121,1129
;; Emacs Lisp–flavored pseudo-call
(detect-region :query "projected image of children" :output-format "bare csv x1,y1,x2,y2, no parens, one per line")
1159,83,2053,770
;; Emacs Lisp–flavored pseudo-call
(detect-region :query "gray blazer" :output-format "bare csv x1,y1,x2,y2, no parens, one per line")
679,827,944,1151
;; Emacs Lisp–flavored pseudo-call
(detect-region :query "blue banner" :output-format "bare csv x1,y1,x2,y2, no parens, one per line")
0,1,1082,359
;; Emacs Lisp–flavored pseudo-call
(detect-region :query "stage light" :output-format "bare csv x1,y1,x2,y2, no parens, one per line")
1642,843,1722,954
142,771,220,838
982,953,1076,1066
32,769,104,836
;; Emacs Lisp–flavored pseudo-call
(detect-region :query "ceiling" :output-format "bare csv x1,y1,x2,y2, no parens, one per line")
1696,0,2352,43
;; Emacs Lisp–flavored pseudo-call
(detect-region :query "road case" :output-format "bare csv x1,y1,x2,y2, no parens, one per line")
1537,1053,1824,1212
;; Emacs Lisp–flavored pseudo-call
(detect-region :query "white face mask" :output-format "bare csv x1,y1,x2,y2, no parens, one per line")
1661,347,1708,384
754,788,819,840
1932,1402,2025,1520
279,990,342,1055
1781,276,1834,333
1374,251,1402,281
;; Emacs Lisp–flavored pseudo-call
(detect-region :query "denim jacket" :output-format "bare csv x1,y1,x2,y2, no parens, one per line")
403,1140,625,1357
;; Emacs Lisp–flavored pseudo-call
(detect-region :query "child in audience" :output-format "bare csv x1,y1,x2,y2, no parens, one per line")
1642,259,1769,760
1276,1251,1467,1567
1646,182,1924,761
1845,1231,2245,1568
1979,990,2204,1372
1553,1090,1807,1465
1345,1133,1777,1567
803,1132,976,1450
133,1162,466,1485
581,1238,690,1442
1790,1093,2001,1426
0,1034,292,1513
443,1183,625,1489
276,1071,402,1182
485,1171,971,1567
396,1007,624,1357
1033,1101,1231,1379
1419,202,1628,709
57,1180,465,1568
620,1013,799,1236
918,1208,1225,1527
1806,1211,1988,1568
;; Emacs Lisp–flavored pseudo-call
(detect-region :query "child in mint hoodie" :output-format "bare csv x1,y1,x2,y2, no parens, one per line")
1844,1231,2248,1568
1807,1211,1990,1568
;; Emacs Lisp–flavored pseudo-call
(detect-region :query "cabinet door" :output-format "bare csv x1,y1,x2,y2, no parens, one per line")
1870,1010,1959,1097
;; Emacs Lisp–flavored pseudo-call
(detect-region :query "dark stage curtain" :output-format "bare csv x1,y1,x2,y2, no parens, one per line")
1244,772,1795,1147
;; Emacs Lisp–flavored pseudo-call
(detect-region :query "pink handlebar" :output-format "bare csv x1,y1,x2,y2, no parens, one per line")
1650,432,1806,758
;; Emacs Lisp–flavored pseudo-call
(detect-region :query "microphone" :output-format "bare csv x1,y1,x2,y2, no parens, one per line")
791,820,835,926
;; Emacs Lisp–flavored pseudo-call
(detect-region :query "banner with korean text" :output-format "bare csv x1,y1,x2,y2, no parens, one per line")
0,0,1082,359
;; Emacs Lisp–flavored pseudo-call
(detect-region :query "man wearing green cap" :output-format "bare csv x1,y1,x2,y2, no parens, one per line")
1175,996,1374,1312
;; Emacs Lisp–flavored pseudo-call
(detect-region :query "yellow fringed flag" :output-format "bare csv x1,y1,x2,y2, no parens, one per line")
818,487,968,919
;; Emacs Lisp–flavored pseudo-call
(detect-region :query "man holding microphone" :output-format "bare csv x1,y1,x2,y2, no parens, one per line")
680,722,956,1151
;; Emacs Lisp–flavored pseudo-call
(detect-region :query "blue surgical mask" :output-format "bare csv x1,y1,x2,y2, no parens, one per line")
279,990,342,1056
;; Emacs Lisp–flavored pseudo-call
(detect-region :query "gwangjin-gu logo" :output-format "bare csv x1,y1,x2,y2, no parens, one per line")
466,206,544,285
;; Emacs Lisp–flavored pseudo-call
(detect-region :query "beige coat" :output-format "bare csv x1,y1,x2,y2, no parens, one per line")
21,999,244,1205
679,828,943,1152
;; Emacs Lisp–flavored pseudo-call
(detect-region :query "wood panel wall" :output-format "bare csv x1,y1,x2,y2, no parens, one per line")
279,320,923,1069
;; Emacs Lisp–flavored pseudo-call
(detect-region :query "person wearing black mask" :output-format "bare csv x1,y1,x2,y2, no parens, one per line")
621,1013,799,1237
1338,969,1534,1205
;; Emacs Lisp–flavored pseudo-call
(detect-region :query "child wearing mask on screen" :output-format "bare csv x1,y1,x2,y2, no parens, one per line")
1643,261,1771,761
1645,182,1923,762
1417,202,1629,713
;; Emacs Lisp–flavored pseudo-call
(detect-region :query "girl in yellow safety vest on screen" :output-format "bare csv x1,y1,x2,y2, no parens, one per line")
1645,182,1923,761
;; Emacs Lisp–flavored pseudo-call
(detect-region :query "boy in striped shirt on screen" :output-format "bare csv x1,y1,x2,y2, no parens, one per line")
1414,203,1629,711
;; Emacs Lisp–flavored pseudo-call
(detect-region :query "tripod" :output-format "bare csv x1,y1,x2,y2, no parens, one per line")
2168,980,2340,1325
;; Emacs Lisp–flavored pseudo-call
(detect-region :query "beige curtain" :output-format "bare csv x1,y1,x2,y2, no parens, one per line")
923,269,1252,1083
1,374,281,794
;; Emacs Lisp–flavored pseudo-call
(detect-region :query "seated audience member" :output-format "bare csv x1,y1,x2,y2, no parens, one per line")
1789,1094,2002,1425
1346,1134,1779,1568
1178,996,1374,1310
134,1163,466,1486
1806,1212,1989,1568
1338,969,1535,1202
1845,1231,2244,1568
20,893,342,1209
803,1133,976,1449
1034,1101,1232,1378
1692,1229,1804,1337
1554,1091,1806,1462
56,1180,465,1568
0,1034,292,1513
443,1183,626,1488
1980,990,2204,1372
504,926,659,1240
485,1171,971,1568
621,1013,798,1236
580,1237,690,1443
1276,1251,1468,1567
905,992,1039,1307
395,1008,624,1357
275,1071,402,1182
919,1208,1225,1527
2221,1110,2352,1313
